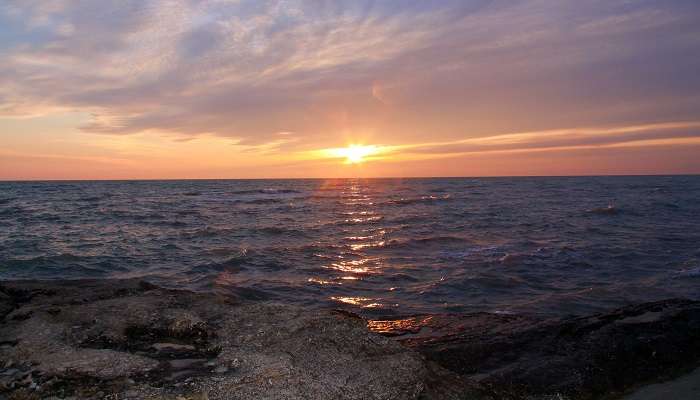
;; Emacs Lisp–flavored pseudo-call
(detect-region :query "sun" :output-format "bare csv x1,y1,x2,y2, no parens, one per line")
317,143,389,165
328,145,380,164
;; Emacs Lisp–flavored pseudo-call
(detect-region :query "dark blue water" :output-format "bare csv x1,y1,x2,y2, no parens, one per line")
1,177,699,317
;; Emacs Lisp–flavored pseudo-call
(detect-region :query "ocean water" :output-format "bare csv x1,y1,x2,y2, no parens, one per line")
1,176,699,317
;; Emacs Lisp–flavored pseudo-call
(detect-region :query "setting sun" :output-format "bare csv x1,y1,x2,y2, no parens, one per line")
326,145,382,164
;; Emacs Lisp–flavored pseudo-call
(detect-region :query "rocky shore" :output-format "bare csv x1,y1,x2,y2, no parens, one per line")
1,279,698,400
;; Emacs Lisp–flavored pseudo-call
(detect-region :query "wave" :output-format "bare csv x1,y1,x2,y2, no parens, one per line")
255,226,306,235
586,205,619,215
381,236,471,250
78,196,105,202
150,219,188,228
676,266,700,278
455,273,527,289
181,226,237,238
337,216,384,225
383,213,429,224
308,194,340,200
192,256,248,272
0,206,25,216
240,198,284,205
13,253,84,263
383,194,451,206
0,253,119,279
653,201,680,209
231,189,301,195
176,209,201,216
33,213,63,222
193,197,287,206
439,245,502,259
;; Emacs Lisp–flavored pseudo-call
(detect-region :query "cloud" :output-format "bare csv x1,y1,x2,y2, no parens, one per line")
393,121,700,157
1,0,699,151
309,121,700,164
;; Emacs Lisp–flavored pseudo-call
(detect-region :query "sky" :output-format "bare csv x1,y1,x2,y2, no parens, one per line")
1,0,700,179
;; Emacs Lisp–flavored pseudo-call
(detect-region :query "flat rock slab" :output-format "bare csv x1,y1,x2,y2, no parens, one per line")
1,279,699,400
0,279,472,400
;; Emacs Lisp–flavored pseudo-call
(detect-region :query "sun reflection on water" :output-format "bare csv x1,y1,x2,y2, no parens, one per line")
366,316,434,335
307,277,338,285
331,296,384,308
350,241,385,251
325,258,378,274
307,179,394,311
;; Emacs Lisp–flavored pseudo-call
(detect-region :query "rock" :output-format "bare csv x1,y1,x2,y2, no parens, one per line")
169,359,207,370
152,343,196,352
0,290,15,321
0,279,472,400
0,369,18,376
213,366,227,374
622,366,700,400
404,299,700,400
2,279,698,400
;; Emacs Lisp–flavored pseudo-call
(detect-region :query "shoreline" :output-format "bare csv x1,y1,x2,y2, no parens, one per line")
1,279,699,399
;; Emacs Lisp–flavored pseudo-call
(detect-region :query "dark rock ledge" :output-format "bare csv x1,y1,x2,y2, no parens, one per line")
0,280,698,400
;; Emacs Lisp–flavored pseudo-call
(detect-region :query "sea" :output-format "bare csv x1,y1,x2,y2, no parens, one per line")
1,176,699,318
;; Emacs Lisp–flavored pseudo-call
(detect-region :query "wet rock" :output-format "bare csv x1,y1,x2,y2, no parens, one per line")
404,299,700,399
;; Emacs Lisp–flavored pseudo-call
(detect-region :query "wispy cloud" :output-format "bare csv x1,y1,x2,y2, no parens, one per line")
310,121,700,162
1,0,699,148
402,121,700,155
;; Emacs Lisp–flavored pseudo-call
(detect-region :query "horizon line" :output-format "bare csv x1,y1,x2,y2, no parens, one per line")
1,173,699,183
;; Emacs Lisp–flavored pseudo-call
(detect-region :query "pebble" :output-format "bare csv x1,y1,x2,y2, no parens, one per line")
152,342,196,351
214,366,228,374
0,368,18,376
169,358,206,369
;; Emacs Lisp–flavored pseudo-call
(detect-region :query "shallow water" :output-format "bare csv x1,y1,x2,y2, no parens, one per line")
1,176,699,317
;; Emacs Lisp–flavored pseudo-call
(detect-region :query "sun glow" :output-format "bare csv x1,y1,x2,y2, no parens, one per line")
325,144,382,164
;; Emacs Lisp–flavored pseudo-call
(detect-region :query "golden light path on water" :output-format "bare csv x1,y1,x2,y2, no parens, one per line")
208,177,435,337
309,180,392,311
366,316,434,335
